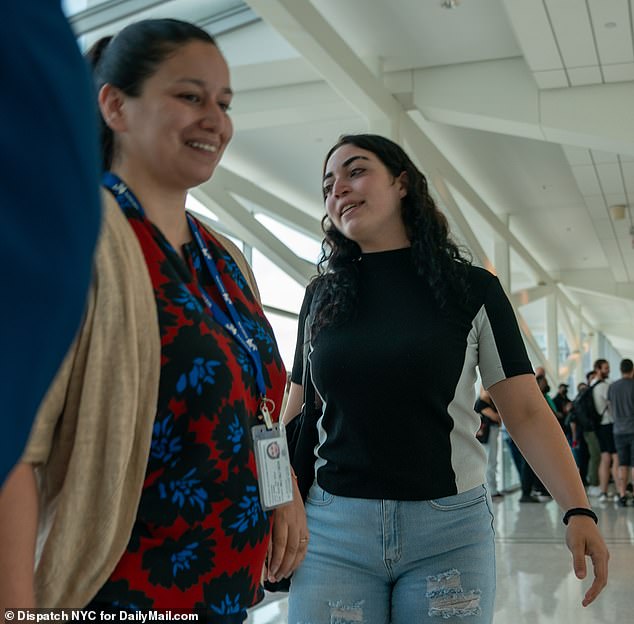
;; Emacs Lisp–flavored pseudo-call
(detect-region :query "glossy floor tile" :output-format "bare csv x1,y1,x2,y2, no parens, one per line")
247,491,634,623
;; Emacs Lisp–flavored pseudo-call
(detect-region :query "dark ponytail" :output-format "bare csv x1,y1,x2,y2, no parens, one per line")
85,19,217,171
85,36,114,172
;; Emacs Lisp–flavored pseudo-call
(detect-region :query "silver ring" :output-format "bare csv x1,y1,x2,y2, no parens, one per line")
299,537,310,543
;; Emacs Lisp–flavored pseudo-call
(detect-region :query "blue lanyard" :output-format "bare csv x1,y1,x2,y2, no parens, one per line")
102,172,270,410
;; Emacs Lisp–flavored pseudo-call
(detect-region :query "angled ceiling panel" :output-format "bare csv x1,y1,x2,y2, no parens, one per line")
562,145,592,165
595,163,626,194
594,217,617,240
502,0,563,71
545,0,600,69
591,150,619,164
568,65,602,85
533,69,569,88
603,62,634,82
604,192,629,209
587,0,634,65
584,195,608,218
621,161,634,192
571,164,602,195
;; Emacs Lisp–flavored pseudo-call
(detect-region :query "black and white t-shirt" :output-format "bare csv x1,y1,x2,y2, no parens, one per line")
292,248,533,501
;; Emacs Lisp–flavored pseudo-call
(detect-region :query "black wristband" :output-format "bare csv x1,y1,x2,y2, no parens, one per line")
562,507,598,526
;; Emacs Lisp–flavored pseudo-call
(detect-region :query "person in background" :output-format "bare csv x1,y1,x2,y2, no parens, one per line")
0,19,303,620
0,0,101,487
570,381,590,484
475,386,503,499
581,369,602,496
592,359,619,502
607,358,634,507
553,383,573,442
283,134,608,623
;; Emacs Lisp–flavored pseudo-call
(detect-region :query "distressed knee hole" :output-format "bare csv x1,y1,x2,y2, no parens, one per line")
327,599,364,623
426,568,481,618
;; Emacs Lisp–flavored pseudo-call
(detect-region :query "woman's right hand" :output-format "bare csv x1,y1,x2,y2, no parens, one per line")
565,515,609,607
265,478,308,582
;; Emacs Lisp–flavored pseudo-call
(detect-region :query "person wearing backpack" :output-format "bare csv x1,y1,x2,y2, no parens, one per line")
571,372,602,494
592,359,620,502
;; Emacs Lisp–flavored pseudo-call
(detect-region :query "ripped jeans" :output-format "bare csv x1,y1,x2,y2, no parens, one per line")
288,483,496,624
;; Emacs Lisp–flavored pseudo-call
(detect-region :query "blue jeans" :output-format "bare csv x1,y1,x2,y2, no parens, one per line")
288,482,496,623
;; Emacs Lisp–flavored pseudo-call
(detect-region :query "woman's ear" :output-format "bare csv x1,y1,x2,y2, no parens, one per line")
397,171,409,199
98,84,127,132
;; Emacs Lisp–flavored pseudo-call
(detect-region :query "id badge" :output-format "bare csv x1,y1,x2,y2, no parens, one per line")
251,422,294,510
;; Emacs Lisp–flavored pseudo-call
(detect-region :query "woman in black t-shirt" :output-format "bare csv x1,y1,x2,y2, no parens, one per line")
281,134,608,623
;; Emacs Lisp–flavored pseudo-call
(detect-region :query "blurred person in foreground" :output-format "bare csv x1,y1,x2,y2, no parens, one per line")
0,1,101,486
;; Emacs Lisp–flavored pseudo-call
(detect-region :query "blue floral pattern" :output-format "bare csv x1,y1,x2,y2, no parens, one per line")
150,413,182,468
142,527,216,591
221,254,247,290
222,474,270,550
176,357,221,395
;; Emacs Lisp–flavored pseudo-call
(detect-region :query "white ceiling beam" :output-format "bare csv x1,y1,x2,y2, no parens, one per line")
410,58,634,156
430,177,551,375
402,113,550,284
431,175,493,271
511,285,554,307
231,56,634,157
231,81,356,131
558,300,581,353
403,111,598,334
211,167,322,239
516,309,555,380
194,183,315,285
600,322,634,336
244,0,402,123
541,82,634,155
501,0,564,74
555,269,634,302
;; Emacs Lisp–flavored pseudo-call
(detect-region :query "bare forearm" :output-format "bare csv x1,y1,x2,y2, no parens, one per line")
0,463,38,609
490,375,608,606
510,408,589,507
282,382,303,426
490,375,589,510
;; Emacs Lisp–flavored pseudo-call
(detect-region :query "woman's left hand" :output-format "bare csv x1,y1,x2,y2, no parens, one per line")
565,516,609,607
265,481,309,582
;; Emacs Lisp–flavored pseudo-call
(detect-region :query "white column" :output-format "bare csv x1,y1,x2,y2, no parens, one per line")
575,307,585,386
493,215,511,292
547,293,559,381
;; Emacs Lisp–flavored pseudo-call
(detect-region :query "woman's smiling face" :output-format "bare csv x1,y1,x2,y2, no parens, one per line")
106,40,233,190
322,143,410,252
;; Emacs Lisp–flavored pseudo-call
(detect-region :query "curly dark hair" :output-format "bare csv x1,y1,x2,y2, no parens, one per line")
311,133,471,337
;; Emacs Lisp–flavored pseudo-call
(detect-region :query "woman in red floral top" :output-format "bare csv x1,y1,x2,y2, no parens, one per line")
85,19,308,619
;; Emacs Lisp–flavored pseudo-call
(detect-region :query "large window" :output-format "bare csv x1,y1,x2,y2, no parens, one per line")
252,249,306,368
254,213,321,264
250,214,320,369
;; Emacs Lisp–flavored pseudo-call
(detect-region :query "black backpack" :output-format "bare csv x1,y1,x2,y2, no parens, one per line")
570,382,604,432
